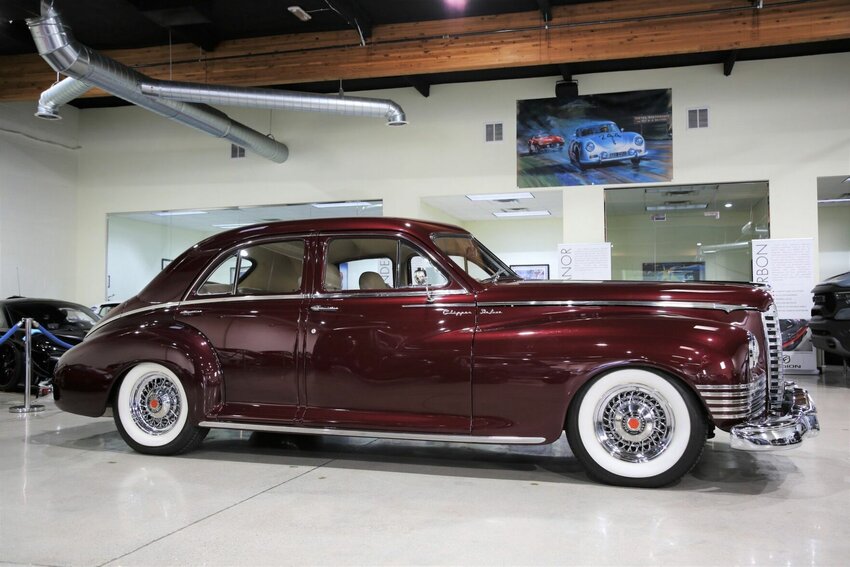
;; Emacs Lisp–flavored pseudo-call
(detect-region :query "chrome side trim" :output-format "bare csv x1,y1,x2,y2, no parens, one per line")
312,289,461,300
402,303,477,309
87,302,181,336
198,421,547,444
87,294,309,335
477,300,759,313
695,383,761,391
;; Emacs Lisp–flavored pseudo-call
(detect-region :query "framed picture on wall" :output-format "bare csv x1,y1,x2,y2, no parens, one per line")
511,264,550,280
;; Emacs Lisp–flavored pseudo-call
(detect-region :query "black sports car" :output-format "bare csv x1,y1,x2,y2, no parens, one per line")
811,271,850,362
0,298,97,391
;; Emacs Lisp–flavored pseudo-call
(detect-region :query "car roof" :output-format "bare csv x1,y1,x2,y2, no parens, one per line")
194,217,468,252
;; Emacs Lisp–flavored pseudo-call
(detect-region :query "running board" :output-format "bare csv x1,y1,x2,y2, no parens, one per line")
198,421,546,445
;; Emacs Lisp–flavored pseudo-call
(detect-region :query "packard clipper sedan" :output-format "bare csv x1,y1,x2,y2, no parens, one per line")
54,218,819,487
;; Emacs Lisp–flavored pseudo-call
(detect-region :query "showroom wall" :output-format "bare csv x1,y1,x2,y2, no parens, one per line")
0,102,79,301
2,52,848,305
465,218,562,272
818,206,850,281
106,216,213,301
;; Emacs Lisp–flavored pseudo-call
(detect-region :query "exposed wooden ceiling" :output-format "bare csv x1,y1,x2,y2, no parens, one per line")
1,0,848,105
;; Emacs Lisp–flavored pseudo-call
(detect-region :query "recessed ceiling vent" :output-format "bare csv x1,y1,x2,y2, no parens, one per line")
688,108,709,129
485,122,503,142
231,144,246,158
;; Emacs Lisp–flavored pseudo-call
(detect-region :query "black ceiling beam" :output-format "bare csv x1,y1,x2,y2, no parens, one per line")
127,0,220,52
558,64,573,82
723,50,738,76
325,0,372,42
536,0,552,24
406,77,430,98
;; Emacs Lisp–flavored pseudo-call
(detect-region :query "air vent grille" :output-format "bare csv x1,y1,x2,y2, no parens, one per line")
485,122,503,142
688,108,709,129
231,144,246,158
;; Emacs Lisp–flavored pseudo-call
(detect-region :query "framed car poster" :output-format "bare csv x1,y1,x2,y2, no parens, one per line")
517,89,672,187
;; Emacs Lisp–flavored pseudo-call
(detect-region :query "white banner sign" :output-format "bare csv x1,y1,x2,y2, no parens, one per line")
751,238,817,374
558,243,612,281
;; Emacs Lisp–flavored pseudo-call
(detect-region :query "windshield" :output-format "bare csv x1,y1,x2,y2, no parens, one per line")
4,302,98,333
579,123,620,136
432,234,518,282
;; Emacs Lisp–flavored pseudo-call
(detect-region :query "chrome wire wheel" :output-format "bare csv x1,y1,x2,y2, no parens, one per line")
594,385,674,463
567,368,706,487
130,371,182,436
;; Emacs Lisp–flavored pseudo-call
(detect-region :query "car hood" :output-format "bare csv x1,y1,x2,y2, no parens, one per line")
583,133,636,148
814,271,850,290
477,279,774,311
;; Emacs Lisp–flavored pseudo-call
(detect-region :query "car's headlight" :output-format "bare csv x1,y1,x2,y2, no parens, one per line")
585,141,595,152
634,136,644,146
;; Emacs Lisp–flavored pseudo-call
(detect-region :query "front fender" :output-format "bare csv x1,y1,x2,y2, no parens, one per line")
54,318,223,419
472,309,751,441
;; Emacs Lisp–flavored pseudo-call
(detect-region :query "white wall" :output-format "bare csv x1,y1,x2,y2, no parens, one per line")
0,102,79,301
3,52,848,306
465,218,562,275
105,216,213,302
818,205,850,281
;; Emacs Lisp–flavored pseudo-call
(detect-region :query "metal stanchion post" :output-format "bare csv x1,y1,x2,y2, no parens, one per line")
10,318,45,414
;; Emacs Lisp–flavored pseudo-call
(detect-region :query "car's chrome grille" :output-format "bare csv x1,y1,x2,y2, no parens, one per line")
696,376,768,420
762,305,785,410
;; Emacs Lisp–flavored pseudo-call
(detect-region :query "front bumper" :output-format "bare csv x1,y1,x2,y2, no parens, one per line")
729,382,819,451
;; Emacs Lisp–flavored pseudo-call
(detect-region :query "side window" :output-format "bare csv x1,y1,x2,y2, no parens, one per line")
401,242,448,288
197,253,238,295
236,240,305,295
325,238,396,291
323,237,449,292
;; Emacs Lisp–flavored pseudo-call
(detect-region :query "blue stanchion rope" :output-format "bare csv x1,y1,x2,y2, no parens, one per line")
32,325,76,350
0,322,22,346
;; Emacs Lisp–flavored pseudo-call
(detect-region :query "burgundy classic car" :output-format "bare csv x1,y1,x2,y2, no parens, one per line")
54,218,818,487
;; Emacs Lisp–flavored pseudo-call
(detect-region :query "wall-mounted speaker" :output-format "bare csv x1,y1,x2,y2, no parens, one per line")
555,80,578,99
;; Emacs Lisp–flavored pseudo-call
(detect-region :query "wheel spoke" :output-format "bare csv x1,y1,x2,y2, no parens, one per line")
594,384,674,463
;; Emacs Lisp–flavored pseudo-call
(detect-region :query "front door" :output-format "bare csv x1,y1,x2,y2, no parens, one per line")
302,234,475,433
177,238,308,422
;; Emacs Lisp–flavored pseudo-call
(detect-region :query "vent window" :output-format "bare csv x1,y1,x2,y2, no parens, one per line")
231,144,246,158
687,108,709,129
485,122,503,142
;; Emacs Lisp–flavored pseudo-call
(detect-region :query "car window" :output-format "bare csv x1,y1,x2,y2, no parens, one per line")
236,240,305,295
197,253,239,295
324,237,449,292
4,303,96,332
432,234,517,283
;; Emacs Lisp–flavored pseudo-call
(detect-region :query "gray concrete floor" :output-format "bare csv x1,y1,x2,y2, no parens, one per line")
1,370,848,566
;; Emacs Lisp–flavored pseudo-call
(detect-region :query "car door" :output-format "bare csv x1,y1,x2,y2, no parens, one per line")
302,233,475,434
176,237,309,422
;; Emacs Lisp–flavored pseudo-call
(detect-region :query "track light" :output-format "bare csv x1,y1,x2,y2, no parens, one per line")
287,6,312,21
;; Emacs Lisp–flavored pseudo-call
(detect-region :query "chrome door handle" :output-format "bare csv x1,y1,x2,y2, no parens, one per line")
310,305,338,312
179,309,203,316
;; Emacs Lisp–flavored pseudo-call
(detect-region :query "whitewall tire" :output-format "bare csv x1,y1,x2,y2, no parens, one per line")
113,362,208,455
566,368,706,488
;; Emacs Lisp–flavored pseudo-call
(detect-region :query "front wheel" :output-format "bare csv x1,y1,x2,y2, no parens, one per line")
566,368,706,488
113,362,208,455
0,344,22,391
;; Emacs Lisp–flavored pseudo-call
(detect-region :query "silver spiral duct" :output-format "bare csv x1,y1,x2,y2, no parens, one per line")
139,81,407,126
36,77,92,120
27,3,289,162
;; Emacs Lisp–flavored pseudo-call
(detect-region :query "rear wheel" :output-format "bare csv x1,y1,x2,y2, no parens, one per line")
113,362,208,455
566,368,706,488
0,344,22,391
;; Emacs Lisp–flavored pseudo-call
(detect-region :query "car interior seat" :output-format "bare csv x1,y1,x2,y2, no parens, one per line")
359,271,389,290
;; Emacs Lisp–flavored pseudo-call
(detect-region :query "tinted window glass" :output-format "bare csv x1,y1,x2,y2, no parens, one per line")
236,240,305,295
197,254,238,295
324,237,449,291
4,302,97,332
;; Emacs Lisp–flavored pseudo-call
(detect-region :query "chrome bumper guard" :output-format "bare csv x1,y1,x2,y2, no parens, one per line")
730,381,819,451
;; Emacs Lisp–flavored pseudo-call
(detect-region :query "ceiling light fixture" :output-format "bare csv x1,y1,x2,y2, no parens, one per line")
213,223,255,229
312,201,374,208
287,6,312,21
842,176,850,183
466,192,534,201
152,210,208,216
645,203,708,211
724,202,733,208
493,210,551,218
818,198,850,204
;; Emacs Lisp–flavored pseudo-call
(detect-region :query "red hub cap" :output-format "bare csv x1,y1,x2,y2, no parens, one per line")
626,417,641,431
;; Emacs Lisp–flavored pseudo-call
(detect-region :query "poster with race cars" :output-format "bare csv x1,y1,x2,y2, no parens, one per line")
517,89,672,187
